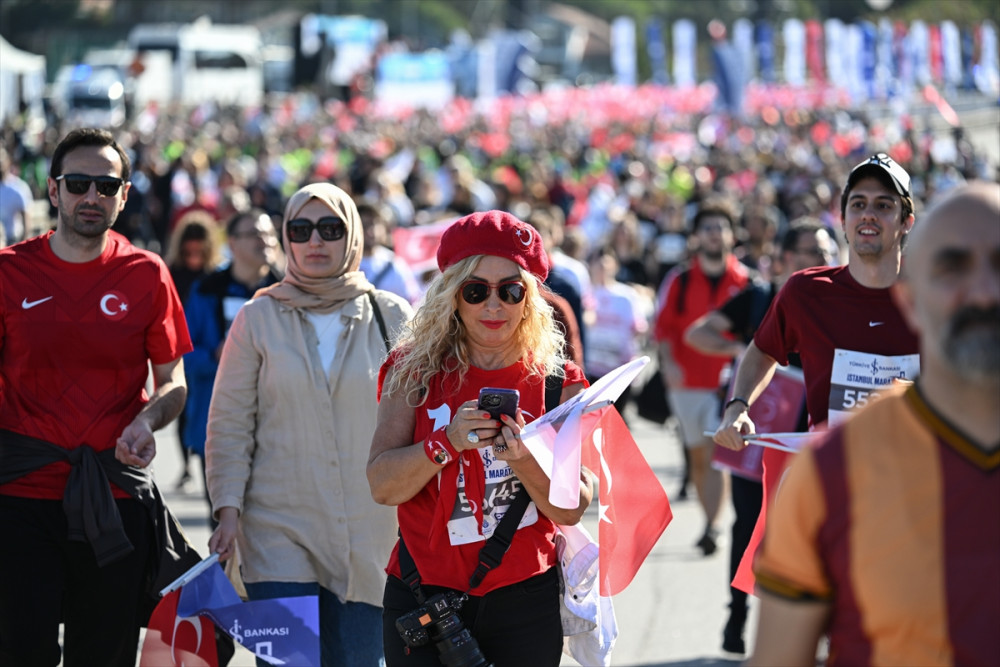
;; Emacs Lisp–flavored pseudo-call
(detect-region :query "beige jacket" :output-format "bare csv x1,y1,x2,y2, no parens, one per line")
206,290,412,606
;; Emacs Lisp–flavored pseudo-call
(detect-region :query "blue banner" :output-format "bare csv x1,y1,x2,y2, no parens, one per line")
177,562,321,666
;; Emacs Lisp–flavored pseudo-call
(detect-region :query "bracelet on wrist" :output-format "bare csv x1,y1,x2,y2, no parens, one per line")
423,428,459,466
724,396,750,411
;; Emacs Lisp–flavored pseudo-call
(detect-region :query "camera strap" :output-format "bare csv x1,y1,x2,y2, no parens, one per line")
397,373,565,599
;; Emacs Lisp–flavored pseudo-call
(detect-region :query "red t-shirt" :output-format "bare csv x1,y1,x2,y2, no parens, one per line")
377,355,587,594
753,265,919,428
0,231,193,499
653,254,750,389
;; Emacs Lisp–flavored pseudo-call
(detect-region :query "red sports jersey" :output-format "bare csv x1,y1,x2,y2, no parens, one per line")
376,356,586,594
755,384,1000,666
653,254,749,389
753,265,919,428
0,231,192,499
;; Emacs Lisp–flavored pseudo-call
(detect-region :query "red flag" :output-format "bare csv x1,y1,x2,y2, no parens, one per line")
140,590,218,667
582,408,672,597
391,218,454,273
732,446,792,595
731,431,819,595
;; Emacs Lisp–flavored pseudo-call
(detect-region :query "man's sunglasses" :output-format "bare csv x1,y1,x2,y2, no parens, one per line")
56,174,125,197
460,280,526,305
286,217,347,244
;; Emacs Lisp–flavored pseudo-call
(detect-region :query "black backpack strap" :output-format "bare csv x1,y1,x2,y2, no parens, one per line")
367,291,391,352
467,490,532,591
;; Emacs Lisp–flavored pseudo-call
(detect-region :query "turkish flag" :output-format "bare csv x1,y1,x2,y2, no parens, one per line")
140,590,218,667
582,407,672,597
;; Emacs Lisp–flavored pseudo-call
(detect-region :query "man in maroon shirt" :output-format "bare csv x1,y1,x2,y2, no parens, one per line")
715,153,920,446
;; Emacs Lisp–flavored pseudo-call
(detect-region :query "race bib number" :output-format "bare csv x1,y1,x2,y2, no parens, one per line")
828,349,920,426
447,448,538,546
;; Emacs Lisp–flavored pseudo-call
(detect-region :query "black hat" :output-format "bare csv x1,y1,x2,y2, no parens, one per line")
846,153,911,198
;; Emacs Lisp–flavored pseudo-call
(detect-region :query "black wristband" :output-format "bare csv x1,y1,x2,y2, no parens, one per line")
724,397,750,411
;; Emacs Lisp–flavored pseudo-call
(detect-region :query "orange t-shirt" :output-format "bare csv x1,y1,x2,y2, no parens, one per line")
755,385,1000,666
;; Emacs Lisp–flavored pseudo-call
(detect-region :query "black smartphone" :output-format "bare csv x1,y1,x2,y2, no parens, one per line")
477,388,520,420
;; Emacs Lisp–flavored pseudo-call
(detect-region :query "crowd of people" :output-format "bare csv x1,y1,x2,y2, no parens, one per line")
0,83,997,666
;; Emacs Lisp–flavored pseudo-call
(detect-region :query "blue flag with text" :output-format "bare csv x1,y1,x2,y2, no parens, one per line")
177,560,320,666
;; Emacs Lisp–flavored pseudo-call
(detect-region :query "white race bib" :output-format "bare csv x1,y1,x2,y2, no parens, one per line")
828,349,920,426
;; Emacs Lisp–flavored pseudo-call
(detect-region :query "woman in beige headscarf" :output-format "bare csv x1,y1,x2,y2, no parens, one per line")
206,183,413,667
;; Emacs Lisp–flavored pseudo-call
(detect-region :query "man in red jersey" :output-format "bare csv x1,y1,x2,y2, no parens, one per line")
749,181,1000,666
0,128,194,666
715,153,921,444
654,196,750,555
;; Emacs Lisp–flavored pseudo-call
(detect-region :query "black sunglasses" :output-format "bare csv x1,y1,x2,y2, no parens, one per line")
286,217,347,244
460,280,526,305
56,174,125,197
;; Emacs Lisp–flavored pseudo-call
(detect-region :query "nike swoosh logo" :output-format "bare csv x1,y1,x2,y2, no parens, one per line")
869,321,884,327
22,296,53,309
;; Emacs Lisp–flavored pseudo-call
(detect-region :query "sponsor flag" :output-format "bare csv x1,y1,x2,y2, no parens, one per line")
147,555,322,667
140,589,219,667
521,357,672,597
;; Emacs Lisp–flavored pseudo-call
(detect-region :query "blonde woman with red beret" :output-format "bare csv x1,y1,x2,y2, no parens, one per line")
368,210,594,666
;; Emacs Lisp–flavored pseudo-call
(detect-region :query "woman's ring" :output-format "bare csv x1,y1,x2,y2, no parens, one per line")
494,442,508,453
467,431,480,444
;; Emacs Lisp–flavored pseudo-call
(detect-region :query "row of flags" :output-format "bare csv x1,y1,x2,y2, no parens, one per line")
625,17,1000,111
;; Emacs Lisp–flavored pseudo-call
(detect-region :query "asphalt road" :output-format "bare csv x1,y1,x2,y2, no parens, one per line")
147,405,750,667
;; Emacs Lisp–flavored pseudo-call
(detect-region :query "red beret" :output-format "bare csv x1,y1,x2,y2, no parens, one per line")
436,210,549,280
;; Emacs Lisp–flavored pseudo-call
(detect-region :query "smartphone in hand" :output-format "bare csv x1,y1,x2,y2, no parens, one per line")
478,388,520,420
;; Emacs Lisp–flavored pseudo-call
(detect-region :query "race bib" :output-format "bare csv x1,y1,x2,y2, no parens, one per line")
447,448,538,546
828,349,920,426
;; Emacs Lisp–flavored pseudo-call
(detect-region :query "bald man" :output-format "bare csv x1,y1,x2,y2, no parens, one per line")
748,182,1000,666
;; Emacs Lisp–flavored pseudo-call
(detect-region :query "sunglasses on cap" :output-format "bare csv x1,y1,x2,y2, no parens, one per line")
286,217,347,244
56,174,125,197
460,280,526,305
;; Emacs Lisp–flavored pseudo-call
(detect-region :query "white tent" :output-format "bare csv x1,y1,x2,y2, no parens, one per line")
0,34,46,124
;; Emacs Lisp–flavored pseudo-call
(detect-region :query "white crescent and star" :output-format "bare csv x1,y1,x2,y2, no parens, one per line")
100,293,128,316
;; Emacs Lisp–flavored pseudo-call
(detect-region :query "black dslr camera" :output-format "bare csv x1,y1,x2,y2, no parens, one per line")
395,591,492,667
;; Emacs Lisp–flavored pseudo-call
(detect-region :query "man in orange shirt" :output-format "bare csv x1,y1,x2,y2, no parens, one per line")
749,181,1000,666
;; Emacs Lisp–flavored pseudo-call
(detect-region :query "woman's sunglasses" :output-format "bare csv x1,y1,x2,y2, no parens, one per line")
286,217,347,244
460,280,526,305
56,174,125,197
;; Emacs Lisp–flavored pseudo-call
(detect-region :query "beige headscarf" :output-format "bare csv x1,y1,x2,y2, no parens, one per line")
255,182,373,313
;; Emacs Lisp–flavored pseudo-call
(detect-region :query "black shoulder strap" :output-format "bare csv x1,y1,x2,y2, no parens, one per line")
466,491,532,590
367,291,391,352
544,372,563,414
396,532,427,603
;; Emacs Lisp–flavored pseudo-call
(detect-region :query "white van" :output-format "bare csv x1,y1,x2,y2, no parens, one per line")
128,18,264,107
60,64,128,128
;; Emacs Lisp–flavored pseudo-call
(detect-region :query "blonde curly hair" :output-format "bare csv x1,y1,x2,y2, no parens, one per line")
384,255,566,406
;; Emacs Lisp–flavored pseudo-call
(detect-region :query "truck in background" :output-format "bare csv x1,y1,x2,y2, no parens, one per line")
127,17,264,107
